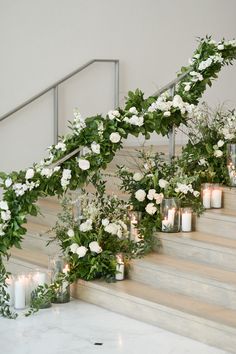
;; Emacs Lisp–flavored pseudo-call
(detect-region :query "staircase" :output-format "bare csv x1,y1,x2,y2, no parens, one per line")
5,147,236,353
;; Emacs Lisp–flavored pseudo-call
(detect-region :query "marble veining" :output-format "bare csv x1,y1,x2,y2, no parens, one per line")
0,299,230,354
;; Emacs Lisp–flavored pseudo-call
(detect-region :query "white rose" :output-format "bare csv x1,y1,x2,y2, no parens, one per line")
217,140,224,147
67,229,75,237
184,84,191,92
154,193,164,204
135,189,146,202
79,219,93,232
76,246,88,258
1,210,11,221
133,172,143,182
70,243,78,253
89,241,102,254
147,189,156,201
109,132,121,143
198,159,207,166
25,168,34,180
91,142,100,154
62,169,71,180
159,179,168,189
102,218,109,226
5,178,12,188
214,149,223,158
104,223,118,235
217,44,224,50
78,158,90,170
164,111,171,117
193,191,200,197
41,168,53,178
53,166,61,172
0,201,9,210
55,142,66,151
145,203,157,215
129,107,138,115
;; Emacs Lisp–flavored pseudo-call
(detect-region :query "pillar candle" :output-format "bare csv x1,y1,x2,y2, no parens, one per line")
14,276,26,310
202,189,211,209
167,208,175,226
181,210,192,232
211,188,222,208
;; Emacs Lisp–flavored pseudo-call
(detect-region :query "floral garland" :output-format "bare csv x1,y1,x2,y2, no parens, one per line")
0,36,236,318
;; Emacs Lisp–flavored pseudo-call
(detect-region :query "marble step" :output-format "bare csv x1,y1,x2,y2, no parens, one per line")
71,278,236,353
130,253,236,309
195,208,236,239
157,231,236,271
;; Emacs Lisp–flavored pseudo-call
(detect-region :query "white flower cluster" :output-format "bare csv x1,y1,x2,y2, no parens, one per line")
0,201,11,236
79,219,93,232
175,183,199,197
55,141,66,152
69,240,102,258
71,109,86,135
107,110,120,121
135,188,164,215
123,107,144,127
61,169,72,189
103,218,128,239
213,140,224,158
148,94,197,118
220,112,236,141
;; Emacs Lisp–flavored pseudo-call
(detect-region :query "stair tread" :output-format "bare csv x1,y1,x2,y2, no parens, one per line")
10,246,50,267
203,208,236,221
24,221,51,236
157,231,236,252
80,278,236,330
133,253,236,286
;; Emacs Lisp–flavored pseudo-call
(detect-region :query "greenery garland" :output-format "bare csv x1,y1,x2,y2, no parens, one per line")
0,36,236,318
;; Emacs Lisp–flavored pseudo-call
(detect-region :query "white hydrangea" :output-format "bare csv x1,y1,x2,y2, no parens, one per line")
145,203,157,215
135,189,146,202
79,219,93,232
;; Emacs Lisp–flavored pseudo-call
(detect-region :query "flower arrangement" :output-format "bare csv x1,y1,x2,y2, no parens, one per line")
0,35,236,318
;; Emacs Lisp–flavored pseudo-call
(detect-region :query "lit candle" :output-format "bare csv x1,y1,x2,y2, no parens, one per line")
202,184,211,209
62,264,70,274
167,208,175,226
115,254,125,281
162,217,172,231
14,275,26,310
33,271,46,287
211,185,222,208
181,209,192,232
5,276,14,306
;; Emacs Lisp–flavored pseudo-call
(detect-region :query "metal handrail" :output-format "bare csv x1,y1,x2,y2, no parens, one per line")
0,59,120,144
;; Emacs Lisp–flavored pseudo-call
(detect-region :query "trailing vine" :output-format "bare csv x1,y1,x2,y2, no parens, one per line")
0,36,235,318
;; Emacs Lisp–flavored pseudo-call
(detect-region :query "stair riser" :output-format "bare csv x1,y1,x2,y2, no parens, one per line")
5,259,46,275
160,239,236,271
130,265,236,310
196,216,236,239
223,188,236,211
21,235,60,256
72,282,236,353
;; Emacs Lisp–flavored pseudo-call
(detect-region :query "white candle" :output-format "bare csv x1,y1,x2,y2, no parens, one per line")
162,217,172,231
115,262,125,281
181,211,192,232
167,208,175,226
202,189,211,209
14,276,26,310
5,277,14,306
211,188,222,208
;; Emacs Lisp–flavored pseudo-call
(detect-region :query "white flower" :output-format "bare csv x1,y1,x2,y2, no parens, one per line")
53,166,61,173
154,193,164,204
164,111,171,117
128,115,144,127
5,178,12,188
214,149,223,158
76,246,88,258
175,183,190,194
135,189,146,202
193,191,200,197
108,110,120,120
147,189,156,201
129,107,138,115
79,219,93,232
55,142,66,151
172,95,184,109
25,168,34,180
41,168,53,178
133,172,143,182
0,201,9,210
67,229,75,237
91,142,100,154
217,44,224,50
13,183,28,197
109,132,121,143
145,203,157,215
184,83,191,92
78,158,90,170
104,223,118,235
159,179,168,189
89,241,102,254
70,243,78,253
1,210,11,221
198,58,212,71
198,159,208,166
62,169,71,180
102,218,109,227
217,140,224,147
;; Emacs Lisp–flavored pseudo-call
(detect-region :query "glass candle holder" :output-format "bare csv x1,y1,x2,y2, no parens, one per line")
115,253,125,281
49,255,70,303
227,144,236,187
161,198,180,233
181,207,192,232
201,183,212,209
128,210,142,242
211,184,222,208
31,269,51,309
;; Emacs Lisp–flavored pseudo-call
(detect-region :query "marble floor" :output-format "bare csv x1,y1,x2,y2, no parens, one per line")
0,299,230,354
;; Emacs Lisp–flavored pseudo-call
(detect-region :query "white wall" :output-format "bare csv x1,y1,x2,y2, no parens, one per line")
0,0,236,171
